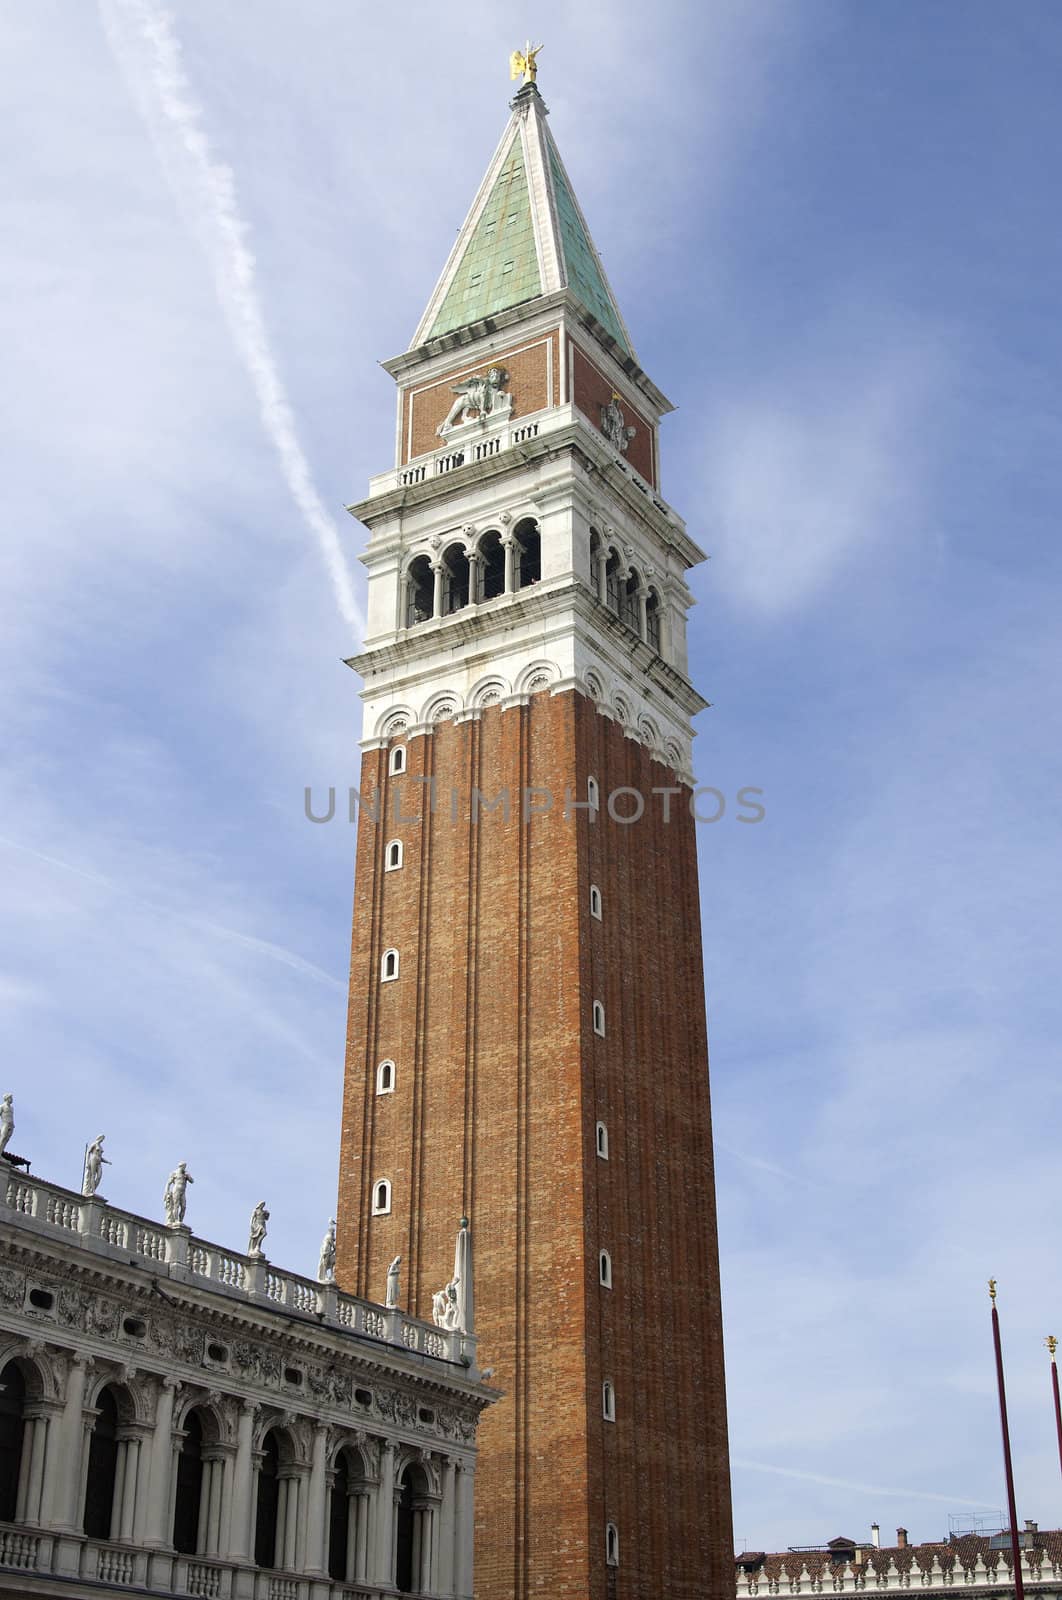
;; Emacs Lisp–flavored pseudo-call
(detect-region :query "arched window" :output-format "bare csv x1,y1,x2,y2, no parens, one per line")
172,1409,204,1555
621,567,641,632
376,1060,395,1095
606,1522,620,1566
589,884,602,920
254,1430,280,1568
589,527,603,596
646,587,662,653
405,555,434,628
515,517,541,588
479,530,505,600
596,1121,609,1160
602,1381,616,1422
587,776,600,812
592,1000,606,1037
381,949,399,983
395,1462,431,1594
372,1179,391,1216
328,1446,369,1583
389,745,407,777
83,1385,120,1540
442,544,470,614
605,549,622,613
599,1250,612,1289
385,840,403,872
0,1361,26,1522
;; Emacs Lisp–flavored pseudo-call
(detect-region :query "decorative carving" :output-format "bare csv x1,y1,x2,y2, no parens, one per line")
247,1202,269,1259
600,394,636,455
386,1255,401,1309
431,1278,461,1331
437,368,509,436
81,1134,110,1197
163,1163,193,1226
317,1219,336,1283
0,1093,13,1157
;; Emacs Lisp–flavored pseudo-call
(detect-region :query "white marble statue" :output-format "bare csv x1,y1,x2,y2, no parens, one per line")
81,1135,110,1197
248,1201,269,1258
163,1162,193,1226
437,367,508,435
0,1094,13,1158
431,1276,461,1331
386,1254,401,1309
318,1218,336,1282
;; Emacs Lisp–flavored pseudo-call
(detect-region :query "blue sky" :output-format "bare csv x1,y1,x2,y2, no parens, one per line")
3,0,1061,1554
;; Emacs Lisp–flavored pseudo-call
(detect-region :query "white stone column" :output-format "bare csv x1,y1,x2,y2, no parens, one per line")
431,561,444,620
467,551,482,605
227,1399,257,1562
145,1377,180,1547
453,1462,475,1600
115,1427,147,1541
196,1452,214,1555
275,1475,290,1570
637,585,648,642
595,549,608,604
438,1457,457,1596
303,1422,329,1576
15,1407,50,1524
419,1504,435,1595
374,1441,395,1588
502,536,516,595
352,1489,370,1583
53,1355,91,1530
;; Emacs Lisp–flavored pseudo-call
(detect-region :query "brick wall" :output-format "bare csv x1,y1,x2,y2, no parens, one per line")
570,341,656,488
402,332,559,464
336,689,733,1600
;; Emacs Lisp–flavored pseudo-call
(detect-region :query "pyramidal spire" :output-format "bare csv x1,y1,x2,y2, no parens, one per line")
410,79,636,359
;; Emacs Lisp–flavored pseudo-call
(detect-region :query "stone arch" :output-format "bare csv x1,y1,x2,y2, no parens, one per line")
476,528,506,601
376,707,415,740
404,553,434,628
470,674,510,709
514,660,557,696
0,1343,51,1404
613,694,632,727
638,716,661,751
421,690,461,725
175,1391,227,1446
440,542,470,614
664,739,683,771
583,669,605,703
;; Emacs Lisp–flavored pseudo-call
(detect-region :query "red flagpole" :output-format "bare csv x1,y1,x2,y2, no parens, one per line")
1046,1337,1062,1496
989,1280,1025,1600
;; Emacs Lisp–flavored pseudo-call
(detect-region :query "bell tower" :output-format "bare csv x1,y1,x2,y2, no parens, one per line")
336,68,734,1600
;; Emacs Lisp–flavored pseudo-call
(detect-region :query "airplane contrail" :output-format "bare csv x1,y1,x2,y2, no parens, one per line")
98,0,363,633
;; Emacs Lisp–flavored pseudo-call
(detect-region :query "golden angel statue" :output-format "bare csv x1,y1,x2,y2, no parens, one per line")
510,42,542,85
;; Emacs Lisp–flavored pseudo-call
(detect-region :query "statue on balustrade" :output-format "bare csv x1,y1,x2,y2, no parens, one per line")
163,1161,193,1226
432,1275,461,1331
318,1218,337,1282
0,1093,13,1157
386,1253,402,1308
82,1134,110,1197
248,1200,269,1257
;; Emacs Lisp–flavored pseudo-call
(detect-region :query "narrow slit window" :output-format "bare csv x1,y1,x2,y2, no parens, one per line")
590,884,602,920
587,776,600,811
592,1000,605,1037
599,1250,612,1289
381,948,400,983
602,1381,616,1422
389,746,406,776
596,1121,608,1160
372,1179,391,1216
376,1060,395,1095
606,1523,619,1567
385,840,403,871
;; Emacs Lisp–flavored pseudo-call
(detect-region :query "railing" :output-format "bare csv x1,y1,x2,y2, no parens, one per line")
0,1168,471,1369
0,1527,41,1569
736,1552,1062,1598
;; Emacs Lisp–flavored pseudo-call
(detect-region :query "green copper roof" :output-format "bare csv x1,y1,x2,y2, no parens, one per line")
426,137,542,340
547,143,631,355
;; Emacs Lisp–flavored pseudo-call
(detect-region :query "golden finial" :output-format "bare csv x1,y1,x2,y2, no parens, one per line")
1047,1336,1058,1360
988,1277,997,1303
510,42,543,85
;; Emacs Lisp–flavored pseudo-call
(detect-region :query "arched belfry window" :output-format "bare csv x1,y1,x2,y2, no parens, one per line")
515,517,541,588
442,544,470,614
405,555,434,628
381,949,399,983
646,586,662,653
479,530,506,600
605,549,622,614
621,567,641,633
